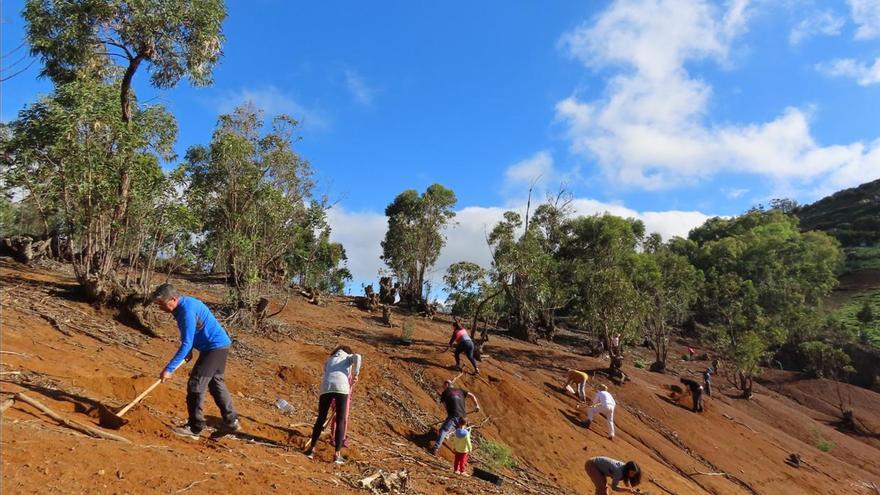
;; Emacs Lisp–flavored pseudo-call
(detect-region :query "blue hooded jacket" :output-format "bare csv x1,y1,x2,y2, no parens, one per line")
164,296,231,373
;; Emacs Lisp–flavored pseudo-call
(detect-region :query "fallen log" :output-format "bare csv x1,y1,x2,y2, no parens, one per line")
358,472,382,488
14,392,131,443
0,351,29,357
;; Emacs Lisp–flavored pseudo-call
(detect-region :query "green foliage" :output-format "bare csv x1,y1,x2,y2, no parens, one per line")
685,210,843,392
0,195,20,238
444,261,489,317
25,0,226,120
856,300,874,325
287,202,351,294
3,80,177,296
400,319,414,344
476,437,517,471
729,331,766,394
562,214,646,348
484,194,575,342
811,430,835,453
798,341,852,378
184,104,326,309
632,244,702,368
793,179,880,273
795,179,880,249
837,290,880,347
381,184,456,305
843,245,880,272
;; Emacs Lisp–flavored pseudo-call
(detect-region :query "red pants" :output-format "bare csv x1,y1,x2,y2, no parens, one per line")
453,452,469,472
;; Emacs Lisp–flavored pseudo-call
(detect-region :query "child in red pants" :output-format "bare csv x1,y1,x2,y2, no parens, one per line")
449,417,472,475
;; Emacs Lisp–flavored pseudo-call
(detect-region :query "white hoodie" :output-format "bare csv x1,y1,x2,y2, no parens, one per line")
593,390,616,409
319,350,362,395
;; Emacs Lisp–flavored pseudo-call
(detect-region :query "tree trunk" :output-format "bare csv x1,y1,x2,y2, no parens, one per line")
509,317,538,343
120,53,145,123
470,288,502,336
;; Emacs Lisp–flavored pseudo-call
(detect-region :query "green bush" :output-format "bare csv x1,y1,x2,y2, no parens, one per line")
400,319,414,343
798,341,851,378
634,360,646,369
811,430,835,453
836,289,880,347
476,437,517,471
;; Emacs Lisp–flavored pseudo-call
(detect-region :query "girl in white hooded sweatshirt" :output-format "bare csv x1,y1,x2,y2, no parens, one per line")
305,345,362,464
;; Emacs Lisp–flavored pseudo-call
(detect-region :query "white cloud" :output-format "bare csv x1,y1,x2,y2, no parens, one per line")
215,86,329,130
326,206,387,287
344,70,375,106
328,198,712,293
724,187,749,199
555,0,880,194
817,57,880,85
849,0,880,39
789,11,845,45
504,151,555,188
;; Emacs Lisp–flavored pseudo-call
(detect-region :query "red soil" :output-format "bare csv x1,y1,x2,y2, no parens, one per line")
1,261,879,494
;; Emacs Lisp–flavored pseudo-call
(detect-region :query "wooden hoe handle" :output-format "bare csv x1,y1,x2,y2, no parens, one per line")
117,379,162,417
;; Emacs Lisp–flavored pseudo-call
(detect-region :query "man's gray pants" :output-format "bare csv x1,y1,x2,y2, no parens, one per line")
187,346,237,432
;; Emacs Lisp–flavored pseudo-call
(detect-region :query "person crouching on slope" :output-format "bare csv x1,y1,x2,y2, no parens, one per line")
680,377,704,413
448,321,480,375
564,369,590,403
585,457,641,494
152,283,239,440
585,384,616,440
450,417,472,476
305,345,362,464
431,379,481,455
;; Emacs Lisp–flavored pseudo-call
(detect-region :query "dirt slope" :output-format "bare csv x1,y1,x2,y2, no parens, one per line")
2,261,880,495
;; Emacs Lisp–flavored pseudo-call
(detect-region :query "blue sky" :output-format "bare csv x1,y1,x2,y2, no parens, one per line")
2,0,880,293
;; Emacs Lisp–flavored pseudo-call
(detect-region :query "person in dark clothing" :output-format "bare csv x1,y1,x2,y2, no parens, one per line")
448,322,479,374
702,368,712,397
430,380,480,455
152,283,239,439
680,377,704,412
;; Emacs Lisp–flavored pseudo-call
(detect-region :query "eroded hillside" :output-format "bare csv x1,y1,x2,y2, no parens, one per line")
1,261,879,495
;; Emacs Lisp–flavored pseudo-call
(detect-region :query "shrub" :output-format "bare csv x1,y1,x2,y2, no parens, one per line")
634,360,646,369
798,341,851,379
476,437,517,471
400,319,414,344
811,429,835,453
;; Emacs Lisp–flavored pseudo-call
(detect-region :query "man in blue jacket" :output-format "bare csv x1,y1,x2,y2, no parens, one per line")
152,283,239,439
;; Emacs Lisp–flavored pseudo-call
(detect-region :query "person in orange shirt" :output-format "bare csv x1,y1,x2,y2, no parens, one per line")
564,369,590,403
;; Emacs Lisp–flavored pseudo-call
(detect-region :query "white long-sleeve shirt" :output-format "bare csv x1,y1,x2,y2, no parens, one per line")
592,390,616,409
320,350,362,395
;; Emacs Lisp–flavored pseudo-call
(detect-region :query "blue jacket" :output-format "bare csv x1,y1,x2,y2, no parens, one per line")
164,296,231,373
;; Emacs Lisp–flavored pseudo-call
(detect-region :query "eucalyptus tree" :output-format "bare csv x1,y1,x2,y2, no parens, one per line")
3,80,177,302
381,184,457,307
184,104,317,312
25,0,226,122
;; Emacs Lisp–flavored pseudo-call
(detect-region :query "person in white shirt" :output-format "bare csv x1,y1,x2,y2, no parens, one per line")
304,345,362,464
585,384,616,440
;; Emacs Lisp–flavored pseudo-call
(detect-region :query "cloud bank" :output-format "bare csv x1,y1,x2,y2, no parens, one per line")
554,0,880,194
